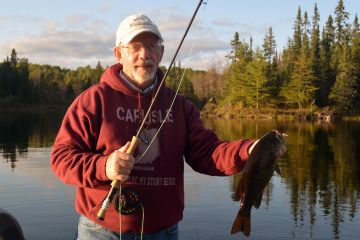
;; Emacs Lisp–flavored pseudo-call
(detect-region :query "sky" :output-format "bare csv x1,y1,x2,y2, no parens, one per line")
0,0,359,71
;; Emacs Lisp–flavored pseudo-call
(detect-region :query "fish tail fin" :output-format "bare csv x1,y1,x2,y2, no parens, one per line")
231,210,251,237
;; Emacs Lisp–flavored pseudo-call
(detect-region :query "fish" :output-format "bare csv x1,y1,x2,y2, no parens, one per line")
231,130,286,237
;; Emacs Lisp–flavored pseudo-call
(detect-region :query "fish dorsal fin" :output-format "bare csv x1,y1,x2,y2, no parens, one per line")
253,191,263,209
274,162,281,175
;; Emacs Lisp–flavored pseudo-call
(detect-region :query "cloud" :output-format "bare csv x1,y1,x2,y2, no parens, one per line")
180,50,230,72
98,0,114,12
160,27,230,70
0,13,117,69
157,15,190,32
212,18,238,27
0,16,9,23
1,26,114,69
11,30,110,56
0,15,41,23
141,6,230,69
0,8,231,71
66,14,89,26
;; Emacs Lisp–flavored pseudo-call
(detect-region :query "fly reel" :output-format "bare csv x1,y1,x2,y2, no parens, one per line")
114,187,142,215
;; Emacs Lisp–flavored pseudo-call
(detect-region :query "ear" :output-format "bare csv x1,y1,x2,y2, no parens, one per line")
113,47,122,64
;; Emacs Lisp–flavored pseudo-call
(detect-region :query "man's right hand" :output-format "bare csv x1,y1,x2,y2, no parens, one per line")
105,142,135,181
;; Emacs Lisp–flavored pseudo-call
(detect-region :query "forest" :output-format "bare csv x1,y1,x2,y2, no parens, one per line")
0,0,359,115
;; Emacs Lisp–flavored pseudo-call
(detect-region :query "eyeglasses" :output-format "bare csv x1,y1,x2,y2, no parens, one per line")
119,42,163,54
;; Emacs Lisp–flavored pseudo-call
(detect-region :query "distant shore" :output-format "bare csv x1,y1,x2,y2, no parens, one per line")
1,101,359,122
200,100,360,122
0,102,68,113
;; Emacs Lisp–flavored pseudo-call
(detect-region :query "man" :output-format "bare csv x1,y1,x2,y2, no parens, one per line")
51,14,265,240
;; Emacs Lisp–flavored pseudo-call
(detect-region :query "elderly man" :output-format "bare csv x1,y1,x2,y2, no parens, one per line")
51,14,261,240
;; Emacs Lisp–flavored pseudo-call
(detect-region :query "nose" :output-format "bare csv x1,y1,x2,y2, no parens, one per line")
137,46,151,59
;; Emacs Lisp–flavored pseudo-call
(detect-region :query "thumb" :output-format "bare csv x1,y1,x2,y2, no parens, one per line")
118,141,131,153
249,139,259,154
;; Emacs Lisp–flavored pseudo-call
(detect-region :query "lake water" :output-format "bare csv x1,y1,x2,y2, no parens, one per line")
0,111,359,239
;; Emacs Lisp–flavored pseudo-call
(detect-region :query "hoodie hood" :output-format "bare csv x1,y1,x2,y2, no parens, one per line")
100,63,164,97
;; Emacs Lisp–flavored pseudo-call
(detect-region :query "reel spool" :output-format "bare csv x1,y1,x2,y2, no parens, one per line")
114,187,142,215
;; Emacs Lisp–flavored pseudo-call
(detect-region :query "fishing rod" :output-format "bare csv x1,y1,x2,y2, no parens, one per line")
97,0,205,221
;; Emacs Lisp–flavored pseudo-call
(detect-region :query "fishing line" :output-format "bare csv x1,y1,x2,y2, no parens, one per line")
119,184,122,240
135,1,208,163
118,185,145,240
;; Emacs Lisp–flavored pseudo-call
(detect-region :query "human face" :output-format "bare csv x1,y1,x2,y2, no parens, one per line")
114,32,163,88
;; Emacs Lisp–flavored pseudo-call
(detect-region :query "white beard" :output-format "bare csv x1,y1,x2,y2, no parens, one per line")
133,68,156,84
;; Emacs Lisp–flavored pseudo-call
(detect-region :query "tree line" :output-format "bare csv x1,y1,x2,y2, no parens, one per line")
222,0,360,112
0,49,104,107
0,48,212,108
0,0,358,113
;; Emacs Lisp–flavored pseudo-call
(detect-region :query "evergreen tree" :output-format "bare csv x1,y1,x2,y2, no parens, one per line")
332,0,350,76
281,25,317,109
10,49,18,67
311,3,322,106
16,58,30,100
334,0,350,45
243,48,269,109
226,32,241,62
262,27,279,101
292,7,303,56
263,27,276,64
317,15,336,106
8,49,19,97
303,11,310,39
223,38,252,104
93,61,104,85
351,15,360,108
329,24,356,110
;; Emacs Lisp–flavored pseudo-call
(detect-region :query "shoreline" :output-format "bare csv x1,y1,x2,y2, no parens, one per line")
1,102,359,122
200,101,360,122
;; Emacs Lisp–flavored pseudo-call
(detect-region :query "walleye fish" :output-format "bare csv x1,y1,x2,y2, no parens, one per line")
231,130,286,237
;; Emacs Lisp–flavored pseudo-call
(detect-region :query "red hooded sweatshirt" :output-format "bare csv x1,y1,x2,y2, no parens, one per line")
51,63,253,233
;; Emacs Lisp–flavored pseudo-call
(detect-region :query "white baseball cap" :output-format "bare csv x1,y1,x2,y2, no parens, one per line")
115,14,163,46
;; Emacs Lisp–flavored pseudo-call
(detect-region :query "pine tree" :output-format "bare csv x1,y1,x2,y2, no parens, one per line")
16,58,30,100
281,16,317,109
332,0,350,76
10,49,18,67
311,3,322,106
93,61,104,85
224,38,252,104
350,15,360,108
334,0,350,45
243,48,269,109
263,27,277,64
317,15,336,106
292,7,303,56
226,32,240,62
262,27,279,101
329,24,356,110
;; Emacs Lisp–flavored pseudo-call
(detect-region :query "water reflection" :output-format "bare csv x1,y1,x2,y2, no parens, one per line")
0,110,63,169
204,118,360,239
0,113,359,239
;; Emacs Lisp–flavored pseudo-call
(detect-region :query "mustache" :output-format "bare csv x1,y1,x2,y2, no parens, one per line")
136,60,154,67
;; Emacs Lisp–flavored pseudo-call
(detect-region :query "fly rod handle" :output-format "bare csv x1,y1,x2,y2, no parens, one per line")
111,136,140,187
96,136,140,220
